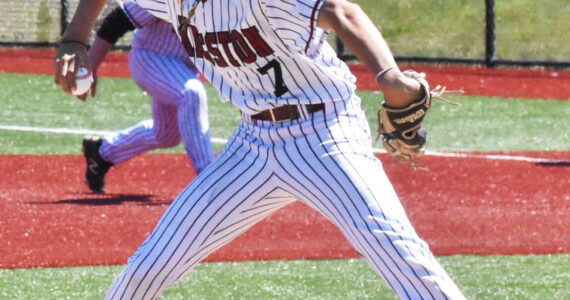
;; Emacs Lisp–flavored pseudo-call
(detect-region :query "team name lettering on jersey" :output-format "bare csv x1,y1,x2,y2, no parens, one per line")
177,16,273,68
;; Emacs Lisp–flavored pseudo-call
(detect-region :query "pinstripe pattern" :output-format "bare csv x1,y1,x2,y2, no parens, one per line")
106,105,464,300
99,0,214,173
123,0,189,60
110,0,466,299
136,0,356,115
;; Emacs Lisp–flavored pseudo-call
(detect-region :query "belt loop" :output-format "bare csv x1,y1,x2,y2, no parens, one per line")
298,104,308,120
242,112,251,123
268,109,276,122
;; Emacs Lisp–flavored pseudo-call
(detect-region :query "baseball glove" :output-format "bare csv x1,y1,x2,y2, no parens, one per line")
378,70,458,165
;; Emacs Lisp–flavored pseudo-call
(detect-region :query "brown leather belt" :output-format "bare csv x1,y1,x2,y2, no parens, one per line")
251,103,324,122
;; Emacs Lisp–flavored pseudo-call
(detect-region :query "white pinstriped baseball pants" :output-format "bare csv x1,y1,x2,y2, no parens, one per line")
99,50,214,174
106,101,465,300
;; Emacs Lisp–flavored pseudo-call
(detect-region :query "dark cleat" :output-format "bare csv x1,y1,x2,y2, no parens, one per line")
82,136,114,193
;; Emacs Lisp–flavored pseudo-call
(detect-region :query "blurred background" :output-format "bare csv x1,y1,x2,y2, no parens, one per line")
1,0,568,68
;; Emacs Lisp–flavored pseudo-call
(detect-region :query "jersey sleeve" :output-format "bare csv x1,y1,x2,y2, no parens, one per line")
262,0,328,57
96,6,135,43
121,0,158,28
130,0,171,23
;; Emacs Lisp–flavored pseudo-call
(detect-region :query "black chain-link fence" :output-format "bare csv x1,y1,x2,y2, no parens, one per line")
1,0,568,68
0,0,132,49
336,0,569,68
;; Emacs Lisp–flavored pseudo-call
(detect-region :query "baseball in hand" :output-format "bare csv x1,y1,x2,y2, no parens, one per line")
72,67,93,95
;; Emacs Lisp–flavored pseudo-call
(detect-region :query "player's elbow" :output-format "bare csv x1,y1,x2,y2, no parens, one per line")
338,1,366,24
318,0,366,32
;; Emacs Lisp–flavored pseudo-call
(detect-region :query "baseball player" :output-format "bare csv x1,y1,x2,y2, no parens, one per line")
79,0,215,193
54,0,466,299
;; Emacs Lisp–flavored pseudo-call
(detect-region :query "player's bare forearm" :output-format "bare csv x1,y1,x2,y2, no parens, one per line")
89,37,114,72
317,0,421,107
317,0,395,79
54,0,107,95
61,0,108,44
84,36,113,98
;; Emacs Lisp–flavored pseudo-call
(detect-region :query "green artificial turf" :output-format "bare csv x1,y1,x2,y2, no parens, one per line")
351,0,569,61
1,255,569,299
359,90,570,152
1,73,568,154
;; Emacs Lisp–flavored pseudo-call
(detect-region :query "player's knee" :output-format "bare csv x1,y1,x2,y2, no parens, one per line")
182,79,208,106
154,132,181,148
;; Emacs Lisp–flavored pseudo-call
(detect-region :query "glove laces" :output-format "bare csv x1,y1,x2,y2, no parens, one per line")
404,70,464,106
430,85,464,106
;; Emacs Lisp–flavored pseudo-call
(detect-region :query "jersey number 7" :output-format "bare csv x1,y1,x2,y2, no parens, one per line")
257,59,289,97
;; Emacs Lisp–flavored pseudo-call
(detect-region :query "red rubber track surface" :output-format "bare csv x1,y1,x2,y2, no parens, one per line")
1,152,568,269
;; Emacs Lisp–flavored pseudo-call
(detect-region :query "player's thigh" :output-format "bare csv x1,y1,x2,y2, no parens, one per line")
319,116,415,233
279,115,416,251
298,153,417,259
129,50,201,106
150,99,181,142
125,138,289,279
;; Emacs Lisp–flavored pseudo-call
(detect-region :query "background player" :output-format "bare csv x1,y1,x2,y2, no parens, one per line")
79,0,215,193
54,0,466,298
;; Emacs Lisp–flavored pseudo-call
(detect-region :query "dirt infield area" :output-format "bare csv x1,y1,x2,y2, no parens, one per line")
1,152,569,269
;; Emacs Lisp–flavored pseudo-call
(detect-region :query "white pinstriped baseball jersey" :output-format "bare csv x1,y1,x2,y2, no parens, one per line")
134,0,356,115
106,1,466,299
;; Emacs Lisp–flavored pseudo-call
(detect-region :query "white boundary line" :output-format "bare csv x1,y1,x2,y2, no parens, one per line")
0,124,230,145
0,124,115,136
0,124,565,163
372,148,563,163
